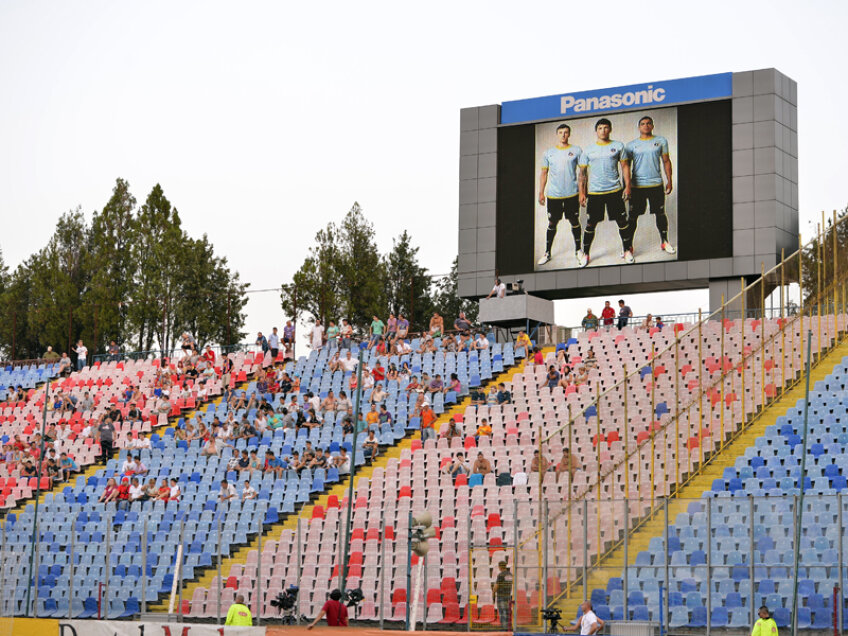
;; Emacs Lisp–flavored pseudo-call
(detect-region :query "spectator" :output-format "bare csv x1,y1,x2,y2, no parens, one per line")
532,347,544,366
129,477,146,503
333,447,351,475
581,308,599,331
642,313,654,330
428,374,444,394
168,478,181,502
555,449,580,481
116,477,131,510
443,452,468,479
181,332,196,354
445,373,462,395
43,346,60,361
339,319,353,350
58,452,79,480
420,402,437,442
283,320,295,354
378,404,392,426
256,331,269,355
385,314,397,343
617,299,632,329
58,353,72,376
474,332,490,350
485,386,499,406
362,430,379,462
307,589,347,629
515,331,531,357
655,316,665,329
108,340,121,362
444,418,462,440
472,452,493,475
395,313,409,342
97,418,115,464
546,365,561,389
98,478,119,503
601,301,615,328
72,340,88,371
530,449,550,473
320,391,337,415
486,277,506,299
476,418,492,439
311,319,324,351
368,315,385,348
497,383,512,405
371,383,387,405
268,327,280,359
242,480,257,501
429,312,444,337
219,479,237,503
325,321,339,349
143,478,159,500
584,348,598,369
454,312,472,333
492,561,513,631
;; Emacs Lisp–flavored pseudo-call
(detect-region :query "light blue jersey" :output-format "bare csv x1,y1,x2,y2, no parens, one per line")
626,136,669,187
542,145,581,198
579,141,626,194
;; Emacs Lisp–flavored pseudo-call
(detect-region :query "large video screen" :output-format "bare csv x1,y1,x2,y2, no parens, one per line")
534,108,678,270
496,100,732,278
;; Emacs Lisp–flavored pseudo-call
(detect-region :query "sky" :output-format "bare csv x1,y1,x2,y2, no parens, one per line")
0,0,845,355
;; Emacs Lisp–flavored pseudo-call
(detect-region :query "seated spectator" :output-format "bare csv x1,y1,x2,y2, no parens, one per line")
474,333,490,350
362,430,379,462
58,452,79,480
168,478,181,502
308,448,328,470
378,404,392,426
486,386,499,406
417,336,436,354
320,391,337,415
584,348,598,369
427,374,444,394
395,313,409,343
443,452,468,479
385,364,398,382
472,452,493,475
405,376,421,395
454,311,471,333
99,478,119,503
445,373,462,394
573,365,589,385
116,477,131,510
496,383,512,405
371,383,387,404
642,313,654,330
444,418,462,440
532,347,544,366
476,418,492,439
555,448,580,481
129,477,146,502
242,480,257,501
441,333,457,352
58,353,72,376
546,365,561,390
332,447,351,474
655,316,665,329
219,479,237,503
515,331,531,357
143,478,159,500
264,451,285,477
530,450,550,473
227,449,241,472
201,435,225,457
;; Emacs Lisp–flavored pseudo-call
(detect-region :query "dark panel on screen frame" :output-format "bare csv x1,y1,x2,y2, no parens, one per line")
495,99,733,275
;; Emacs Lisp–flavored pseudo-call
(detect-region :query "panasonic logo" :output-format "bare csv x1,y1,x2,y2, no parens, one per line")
560,85,667,114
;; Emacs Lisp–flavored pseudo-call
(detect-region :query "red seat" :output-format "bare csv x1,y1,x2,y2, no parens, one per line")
225,576,238,589
439,602,462,624
426,589,442,604
398,486,412,500
311,506,325,520
326,495,339,509
486,513,501,529
455,474,468,486
391,589,407,604
477,604,496,623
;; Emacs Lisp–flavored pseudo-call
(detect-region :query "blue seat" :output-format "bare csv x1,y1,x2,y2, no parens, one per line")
711,607,728,627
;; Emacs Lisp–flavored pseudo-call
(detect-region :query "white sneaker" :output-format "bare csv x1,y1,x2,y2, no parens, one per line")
576,250,588,268
537,252,552,265
622,249,635,264
661,241,676,254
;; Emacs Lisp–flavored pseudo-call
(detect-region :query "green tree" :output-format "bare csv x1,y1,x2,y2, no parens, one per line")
800,207,848,307
434,257,479,328
383,231,433,332
337,202,384,329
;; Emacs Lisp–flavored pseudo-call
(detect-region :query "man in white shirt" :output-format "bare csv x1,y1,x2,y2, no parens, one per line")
129,478,145,502
475,333,490,350
340,351,358,373
219,479,237,502
242,481,257,501
121,456,138,476
485,277,506,299
129,436,151,450
311,320,324,351
566,601,604,635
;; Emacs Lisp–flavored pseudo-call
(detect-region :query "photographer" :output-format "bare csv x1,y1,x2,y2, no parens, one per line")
308,589,348,629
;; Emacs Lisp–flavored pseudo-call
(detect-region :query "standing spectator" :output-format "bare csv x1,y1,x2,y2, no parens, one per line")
72,340,88,371
268,327,280,359
368,315,385,348
395,313,409,343
325,321,339,349
256,332,269,355
307,589,348,629
43,346,60,361
108,340,121,362
311,319,324,351
532,347,544,366
97,418,115,464
617,299,632,329
283,320,295,354
339,319,353,350
486,277,506,299
420,403,437,442
601,301,615,328
581,308,599,331
429,312,444,337
492,560,513,630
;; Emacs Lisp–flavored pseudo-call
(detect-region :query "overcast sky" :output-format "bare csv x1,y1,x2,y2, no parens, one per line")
1,0,845,350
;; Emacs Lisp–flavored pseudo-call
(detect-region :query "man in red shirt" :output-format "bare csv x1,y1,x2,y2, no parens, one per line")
372,363,386,383
601,301,615,328
307,589,348,629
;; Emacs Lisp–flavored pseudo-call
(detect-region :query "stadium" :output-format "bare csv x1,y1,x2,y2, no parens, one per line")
0,6,845,636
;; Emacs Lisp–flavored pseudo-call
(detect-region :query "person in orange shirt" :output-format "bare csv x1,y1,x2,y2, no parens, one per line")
476,418,493,441
365,404,379,427
420,403,437,442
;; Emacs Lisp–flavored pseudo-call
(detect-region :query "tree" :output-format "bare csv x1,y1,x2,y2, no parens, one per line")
799,207,848,308
383,231,433,332
337,203,384,329
434,257,479,328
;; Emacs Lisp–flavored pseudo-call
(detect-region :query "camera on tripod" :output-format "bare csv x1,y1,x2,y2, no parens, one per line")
270,585,300,624
541,607,562,632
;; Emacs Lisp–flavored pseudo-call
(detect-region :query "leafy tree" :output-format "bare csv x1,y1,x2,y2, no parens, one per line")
799,207,848,307
383,231,433,332
337,202,384,328
434,257,478,328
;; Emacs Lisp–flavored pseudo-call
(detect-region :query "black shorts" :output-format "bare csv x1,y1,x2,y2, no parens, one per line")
546,196,579,224
586,190,626,224
630,185,665,217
